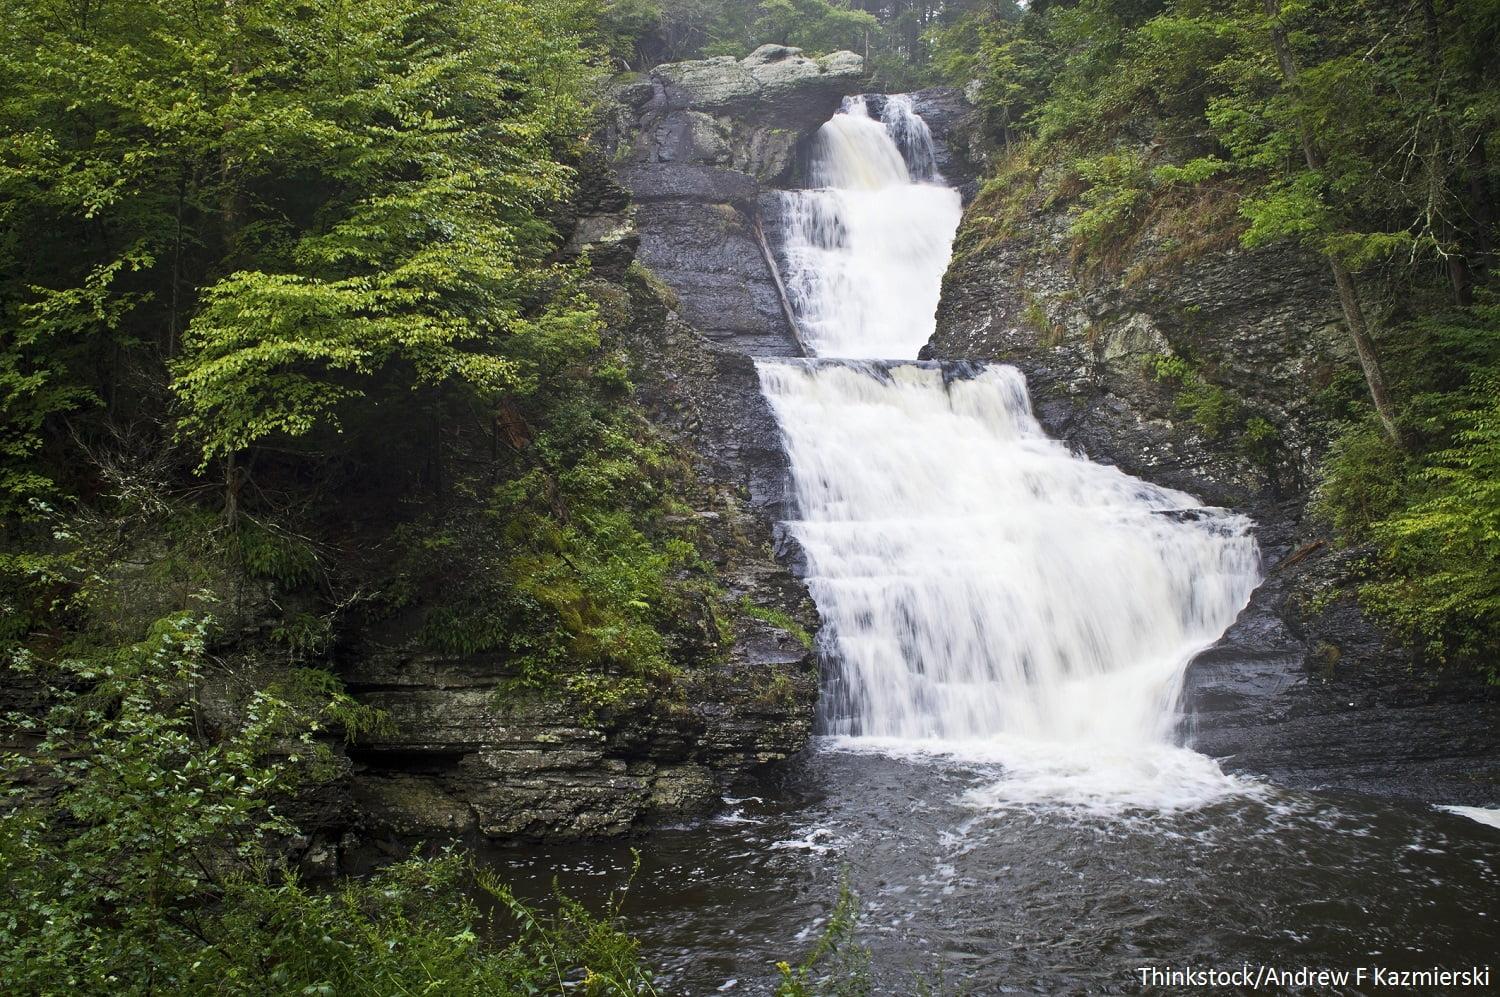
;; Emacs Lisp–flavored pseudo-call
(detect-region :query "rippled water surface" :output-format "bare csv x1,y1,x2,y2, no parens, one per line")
484,748,1500,994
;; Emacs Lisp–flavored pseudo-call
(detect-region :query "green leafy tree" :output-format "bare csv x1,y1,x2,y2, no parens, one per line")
0,0,601,506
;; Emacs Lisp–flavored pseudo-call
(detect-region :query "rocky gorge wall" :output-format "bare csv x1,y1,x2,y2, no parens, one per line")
597,45,864,356
324,286,821,855
924,167,1500,805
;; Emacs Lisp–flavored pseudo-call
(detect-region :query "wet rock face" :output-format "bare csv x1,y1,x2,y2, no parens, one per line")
926,189,1500,804
600,45,868,356
1186,541,1500,804
344,595,817,843
928,217,1346,508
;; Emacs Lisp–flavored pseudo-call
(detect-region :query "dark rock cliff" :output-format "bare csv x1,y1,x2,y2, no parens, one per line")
924,174,1500,804
599,45,866,356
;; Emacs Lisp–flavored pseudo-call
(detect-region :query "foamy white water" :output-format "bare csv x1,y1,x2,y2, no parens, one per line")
758,362,1262,809
760,96,1263,812
779,96,962,359
1439,805,1500,830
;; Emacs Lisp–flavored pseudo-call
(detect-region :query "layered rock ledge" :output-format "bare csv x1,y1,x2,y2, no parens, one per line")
600,45,867,356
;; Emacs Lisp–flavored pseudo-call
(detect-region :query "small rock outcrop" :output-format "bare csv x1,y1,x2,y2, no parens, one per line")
925,176,1500,804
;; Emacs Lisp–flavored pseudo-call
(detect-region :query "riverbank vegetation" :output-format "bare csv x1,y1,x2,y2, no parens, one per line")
0,0,754,987
934,0,1500,677
1,610,659,992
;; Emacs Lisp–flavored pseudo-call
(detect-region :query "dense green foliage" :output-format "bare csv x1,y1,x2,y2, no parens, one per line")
939,0,1500,675
2,0,600,637
1,608,660,993
0,0,774,989
1314,305,1500,675
0,0,737,718
3,0,595,494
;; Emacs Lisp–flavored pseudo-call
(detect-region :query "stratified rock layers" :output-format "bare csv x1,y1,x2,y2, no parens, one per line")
602,45,867,355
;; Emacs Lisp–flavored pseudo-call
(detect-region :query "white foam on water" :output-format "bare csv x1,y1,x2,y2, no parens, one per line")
1439,805,1500,830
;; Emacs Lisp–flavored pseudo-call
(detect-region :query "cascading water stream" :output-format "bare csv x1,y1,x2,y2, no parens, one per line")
778,97,963,359
758,96,1264,811
482,93,1499,997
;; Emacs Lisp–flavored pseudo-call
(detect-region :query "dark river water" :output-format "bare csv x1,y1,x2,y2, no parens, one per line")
480,746,1499,995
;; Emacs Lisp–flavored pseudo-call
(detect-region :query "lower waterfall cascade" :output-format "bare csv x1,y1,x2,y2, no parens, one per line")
760,94,1264,811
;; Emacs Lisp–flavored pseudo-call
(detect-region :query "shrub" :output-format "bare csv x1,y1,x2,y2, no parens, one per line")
0,610,661,993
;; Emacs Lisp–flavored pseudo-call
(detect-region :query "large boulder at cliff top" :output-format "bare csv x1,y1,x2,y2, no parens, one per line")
654,45,864,132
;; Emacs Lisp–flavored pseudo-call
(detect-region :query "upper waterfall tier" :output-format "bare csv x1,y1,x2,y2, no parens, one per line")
780,96,962,360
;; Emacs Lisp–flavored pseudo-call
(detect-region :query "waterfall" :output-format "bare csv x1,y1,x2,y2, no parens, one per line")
779,97,963,359
878,94,941,182
759,96,1262,812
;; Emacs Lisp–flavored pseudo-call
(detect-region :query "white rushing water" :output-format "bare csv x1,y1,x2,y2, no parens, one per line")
1439,805,1500,830
759,96,1263,812
779,97,963,359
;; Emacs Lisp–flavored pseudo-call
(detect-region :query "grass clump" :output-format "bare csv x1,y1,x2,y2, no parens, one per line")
740,596,815,651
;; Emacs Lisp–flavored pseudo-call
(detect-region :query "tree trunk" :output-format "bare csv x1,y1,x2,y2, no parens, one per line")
168,172,185,356
1328,260,1404,444
1466,142,1495,262
430,385,446,508
1262,0,1405,446
224,451,241,528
